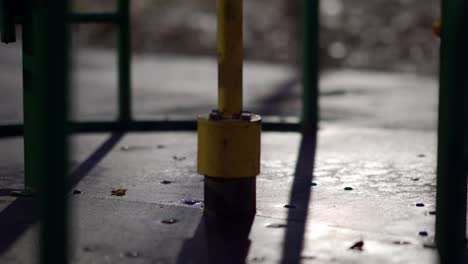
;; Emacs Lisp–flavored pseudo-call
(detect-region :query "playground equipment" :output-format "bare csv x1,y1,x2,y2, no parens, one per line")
435,1,468,263
0,0,466,263
198,0,261,217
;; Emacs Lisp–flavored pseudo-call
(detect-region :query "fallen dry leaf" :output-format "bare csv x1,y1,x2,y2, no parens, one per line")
111,188,127,196
349,241,364,251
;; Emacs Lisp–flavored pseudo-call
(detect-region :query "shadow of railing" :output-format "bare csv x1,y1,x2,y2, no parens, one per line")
176,214,254,264
177,174,256,263
253,77,300,116
177,128,317,264
0,132,123,254
280,128,317,263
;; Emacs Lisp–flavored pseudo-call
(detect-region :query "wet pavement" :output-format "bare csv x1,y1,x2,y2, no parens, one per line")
0,127,439,263
0,44,443,263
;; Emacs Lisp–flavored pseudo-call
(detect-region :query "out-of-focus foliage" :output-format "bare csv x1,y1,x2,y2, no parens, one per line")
72,0,439,74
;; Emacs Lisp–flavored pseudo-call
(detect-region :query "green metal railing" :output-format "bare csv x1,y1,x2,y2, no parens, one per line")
0,1,314,263
302,0,319,132
0,0,307,138
17,0,70,263
18,0,131,194
435,0,468,263
70,0,133,123
71,0,132,123
0,0,466,263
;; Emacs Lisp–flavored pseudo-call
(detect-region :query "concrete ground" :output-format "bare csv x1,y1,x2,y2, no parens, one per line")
0,43,437,130
0,44,442,263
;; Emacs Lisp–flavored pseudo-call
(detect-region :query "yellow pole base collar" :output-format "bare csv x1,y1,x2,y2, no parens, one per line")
197,111,261,178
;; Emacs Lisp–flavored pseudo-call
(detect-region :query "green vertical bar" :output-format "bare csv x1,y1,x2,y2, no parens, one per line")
1,0,17,43
31,0,70,263
301,0,319,130
118,0,131,123
22,0,36,193
435,0,468,263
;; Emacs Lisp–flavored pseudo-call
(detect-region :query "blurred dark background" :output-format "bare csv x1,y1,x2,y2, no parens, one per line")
72,0,439,74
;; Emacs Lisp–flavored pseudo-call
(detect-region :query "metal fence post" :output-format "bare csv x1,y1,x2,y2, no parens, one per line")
21,0,37,194
117,0,131,123
302,0,319,131
435,0,468,263
31,0,71,263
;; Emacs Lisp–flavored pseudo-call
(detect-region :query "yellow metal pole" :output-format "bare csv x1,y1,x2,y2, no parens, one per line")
218,0,243,116
198,0,260,220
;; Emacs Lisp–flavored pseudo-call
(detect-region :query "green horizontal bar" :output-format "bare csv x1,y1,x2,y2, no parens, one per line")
16,13,120,24
68,13,120,23
70,120,197,132
68,120,301,133
0,124,22,137
0,120,301,136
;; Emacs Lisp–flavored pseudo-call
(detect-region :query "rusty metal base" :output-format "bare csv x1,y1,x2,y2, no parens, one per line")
203,176,256,219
